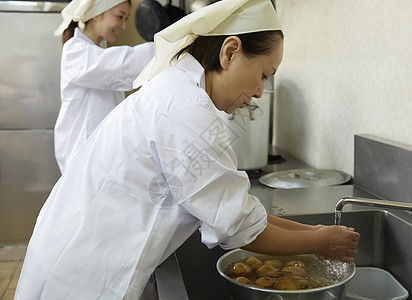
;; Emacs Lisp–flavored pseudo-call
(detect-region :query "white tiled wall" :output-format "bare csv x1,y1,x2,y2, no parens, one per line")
273,0,412,175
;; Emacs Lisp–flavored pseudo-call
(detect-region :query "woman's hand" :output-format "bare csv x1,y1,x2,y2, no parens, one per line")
310,224,326,231
242,216,360,264
315,225,360,263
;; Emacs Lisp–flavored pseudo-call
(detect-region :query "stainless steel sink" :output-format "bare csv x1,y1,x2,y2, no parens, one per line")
174,210,412,299
285,210,412,295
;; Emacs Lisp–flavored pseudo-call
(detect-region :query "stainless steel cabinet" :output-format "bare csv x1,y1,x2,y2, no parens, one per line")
0,2,66,244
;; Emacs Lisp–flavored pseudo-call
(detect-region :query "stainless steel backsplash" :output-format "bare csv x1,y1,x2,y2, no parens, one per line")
354,134,412,204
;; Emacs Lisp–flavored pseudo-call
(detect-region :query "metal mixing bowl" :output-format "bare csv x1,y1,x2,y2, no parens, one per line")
216,249,356,300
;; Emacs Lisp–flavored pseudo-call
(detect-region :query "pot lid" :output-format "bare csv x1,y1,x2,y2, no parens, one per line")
259,168,351,189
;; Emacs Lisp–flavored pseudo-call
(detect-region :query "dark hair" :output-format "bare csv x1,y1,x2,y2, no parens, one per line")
174,30,283,73
62,21,78,45
61,0,132,45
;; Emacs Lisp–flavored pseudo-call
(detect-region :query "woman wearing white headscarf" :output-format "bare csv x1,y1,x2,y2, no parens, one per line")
54,0,154,173
15,0,360,299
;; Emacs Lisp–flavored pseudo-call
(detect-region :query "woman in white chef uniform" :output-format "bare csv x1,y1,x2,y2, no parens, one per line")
15,0,360,299
54,0,154,173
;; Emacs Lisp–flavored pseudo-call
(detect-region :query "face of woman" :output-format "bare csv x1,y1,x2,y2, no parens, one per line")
88,1,131,44
208,37,283,114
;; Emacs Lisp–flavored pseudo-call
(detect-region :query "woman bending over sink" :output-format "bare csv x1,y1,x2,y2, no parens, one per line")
14,1,360,299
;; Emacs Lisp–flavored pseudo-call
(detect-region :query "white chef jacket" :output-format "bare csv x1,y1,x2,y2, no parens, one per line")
54,27,154,173
15,54,267,299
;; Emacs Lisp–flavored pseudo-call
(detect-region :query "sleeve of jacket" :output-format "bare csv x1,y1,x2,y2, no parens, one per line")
149,99,267,250
62,41,154,91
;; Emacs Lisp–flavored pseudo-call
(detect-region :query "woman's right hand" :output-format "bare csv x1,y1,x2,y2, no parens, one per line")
315,225,360,263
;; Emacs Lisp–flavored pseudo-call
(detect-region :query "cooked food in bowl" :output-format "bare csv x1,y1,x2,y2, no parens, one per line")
217,249,356,299
226,253,350,291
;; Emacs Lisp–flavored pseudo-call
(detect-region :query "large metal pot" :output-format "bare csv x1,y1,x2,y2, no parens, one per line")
216,80,273,171
216,249,356,300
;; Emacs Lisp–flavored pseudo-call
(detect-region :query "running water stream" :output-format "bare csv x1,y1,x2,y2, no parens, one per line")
334,210,342,226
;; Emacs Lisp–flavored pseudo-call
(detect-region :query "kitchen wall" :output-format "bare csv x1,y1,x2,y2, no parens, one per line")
273,0,412,176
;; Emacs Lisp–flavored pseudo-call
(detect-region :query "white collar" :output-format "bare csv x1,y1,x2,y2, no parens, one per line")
74,27,95,45
173,54,206,91
74,27,108,47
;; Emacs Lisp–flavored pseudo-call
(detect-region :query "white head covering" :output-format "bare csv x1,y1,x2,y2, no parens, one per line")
133,0,282,88
54,0,127,36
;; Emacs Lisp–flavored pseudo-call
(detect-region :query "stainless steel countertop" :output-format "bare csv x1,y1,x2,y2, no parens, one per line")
248,150,412,220
247,150,373,216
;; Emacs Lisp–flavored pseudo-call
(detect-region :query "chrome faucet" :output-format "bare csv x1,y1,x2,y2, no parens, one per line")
335,197,412,225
